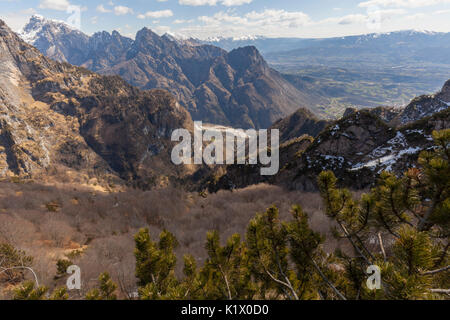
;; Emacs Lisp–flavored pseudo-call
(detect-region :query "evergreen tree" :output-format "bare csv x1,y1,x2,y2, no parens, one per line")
135,228,183,299
317,130,449,299
13,281,68,300
86,272,118,300
195,232,256,300
0,243,33,284
13,281,48,300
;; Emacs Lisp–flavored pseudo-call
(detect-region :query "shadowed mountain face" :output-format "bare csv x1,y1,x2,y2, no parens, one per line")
1,19,193,188
20,16,319,129
271,108,330,144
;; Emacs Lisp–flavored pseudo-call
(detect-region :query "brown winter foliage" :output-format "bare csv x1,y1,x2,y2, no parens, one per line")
0,178,341,299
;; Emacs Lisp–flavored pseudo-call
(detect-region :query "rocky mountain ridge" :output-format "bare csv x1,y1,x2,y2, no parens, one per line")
1,19,193,189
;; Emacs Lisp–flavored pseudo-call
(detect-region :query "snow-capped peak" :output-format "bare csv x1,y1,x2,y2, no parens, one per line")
163,31,189,41
19,15,81,45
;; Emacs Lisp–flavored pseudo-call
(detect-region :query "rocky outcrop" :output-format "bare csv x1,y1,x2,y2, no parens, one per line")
280,107,448,190
271,108,329,143
392,80,450,125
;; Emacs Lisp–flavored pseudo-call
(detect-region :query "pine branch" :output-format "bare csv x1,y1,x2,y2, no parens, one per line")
264,268,299,300
309,257,347,300
378,232,387,262
0,266,40,287
433,242,449,268
430,289,450,294
422,265,450,276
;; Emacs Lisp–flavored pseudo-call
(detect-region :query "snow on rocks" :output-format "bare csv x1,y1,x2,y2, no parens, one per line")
350,131,423,173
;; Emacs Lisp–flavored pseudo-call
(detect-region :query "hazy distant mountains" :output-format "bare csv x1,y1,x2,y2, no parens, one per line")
19,15,320,129
204,30,450,64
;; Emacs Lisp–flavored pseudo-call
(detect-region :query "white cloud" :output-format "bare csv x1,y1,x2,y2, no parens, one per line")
320,9,405,25
174,19,195,24
137,10,174,19
337,14,368,25
434,8,450,13
96,4,112,13
221,0,252,6
179,0,218,5
359,0,450,8
39,0,71,11
405,12,427,19
114,5,133,16
188,9,312,38
197,9,311,28
179,0,252,6
178,4,437,39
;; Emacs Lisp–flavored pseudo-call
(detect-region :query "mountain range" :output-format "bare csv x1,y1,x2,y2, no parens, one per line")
19,15,320,129
23,16,450,124
0,16,448,192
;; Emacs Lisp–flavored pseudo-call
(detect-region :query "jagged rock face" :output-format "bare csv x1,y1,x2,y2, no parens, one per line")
392,80,450,125
271,108,329,143
82,30,133,71
0,20,192,187
20,18,315,129
183,45,308,129
280,108,449,190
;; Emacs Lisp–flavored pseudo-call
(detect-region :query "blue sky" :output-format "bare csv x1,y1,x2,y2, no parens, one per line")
2,0,450,39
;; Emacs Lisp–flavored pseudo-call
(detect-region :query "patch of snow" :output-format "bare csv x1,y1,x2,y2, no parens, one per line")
330,124,340,136
350,154,395,172
350,144,421,173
